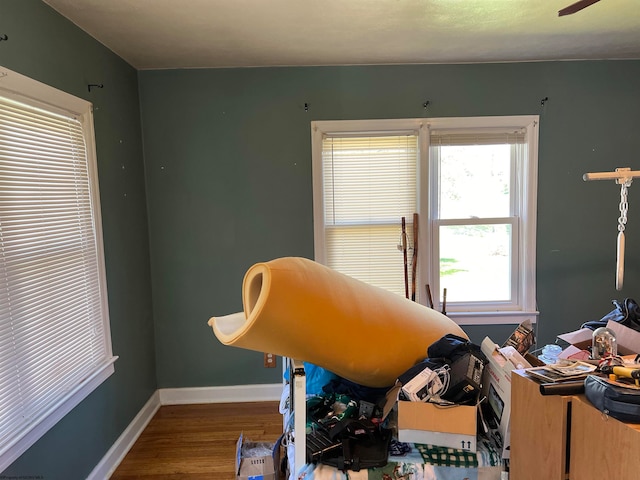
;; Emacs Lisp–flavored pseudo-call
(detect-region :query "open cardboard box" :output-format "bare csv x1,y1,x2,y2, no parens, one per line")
235,433,276,480
382,383,477,451
557,320,640,359
396,400,477,451
480,336,532,460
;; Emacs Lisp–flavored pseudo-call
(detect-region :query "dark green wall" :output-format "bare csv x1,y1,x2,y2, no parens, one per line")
3,0,640,476
1,1,156,478
139,61,640,388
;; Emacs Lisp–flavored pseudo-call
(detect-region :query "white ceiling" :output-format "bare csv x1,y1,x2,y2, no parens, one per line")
42,0,640,70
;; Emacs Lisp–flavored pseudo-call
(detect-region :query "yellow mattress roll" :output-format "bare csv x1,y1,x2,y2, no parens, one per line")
209,256,467,387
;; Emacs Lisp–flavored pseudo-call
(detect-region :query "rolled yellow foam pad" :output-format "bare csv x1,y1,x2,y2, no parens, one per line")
209,257,467,387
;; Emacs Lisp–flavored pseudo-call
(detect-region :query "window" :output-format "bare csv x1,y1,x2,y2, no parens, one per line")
0,66,116,470
312,116,538,325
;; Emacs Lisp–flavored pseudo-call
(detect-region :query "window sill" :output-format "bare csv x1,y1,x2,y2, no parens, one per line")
0,356,118,472
447,310,539,326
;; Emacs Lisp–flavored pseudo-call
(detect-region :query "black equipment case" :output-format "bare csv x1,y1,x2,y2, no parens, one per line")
584,375,640,423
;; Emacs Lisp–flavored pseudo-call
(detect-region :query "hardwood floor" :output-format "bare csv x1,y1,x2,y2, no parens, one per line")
110,402,283,479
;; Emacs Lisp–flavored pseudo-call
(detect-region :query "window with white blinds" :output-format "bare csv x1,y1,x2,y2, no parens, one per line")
312,117,539,326
0,66,115,470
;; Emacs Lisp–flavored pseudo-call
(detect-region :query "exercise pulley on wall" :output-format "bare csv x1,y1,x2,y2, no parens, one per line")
583,167,640,290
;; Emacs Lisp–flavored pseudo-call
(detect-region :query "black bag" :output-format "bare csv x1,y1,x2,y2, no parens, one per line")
584,375,640,423
308,418,391,471
306,426,341,464
427,333,487,364
581,298,640,332
326,421,391,471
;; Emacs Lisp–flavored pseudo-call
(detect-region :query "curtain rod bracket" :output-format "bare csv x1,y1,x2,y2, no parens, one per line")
88,83,104,92
541,97,549,106
0,34,8,41
423,101,430,109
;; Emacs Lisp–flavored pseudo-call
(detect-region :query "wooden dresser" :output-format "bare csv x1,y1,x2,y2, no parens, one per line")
510,370,640,480
510,370,571,479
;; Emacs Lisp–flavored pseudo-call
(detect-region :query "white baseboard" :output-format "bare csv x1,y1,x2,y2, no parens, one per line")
158,383,282,405
87,390,161,480
89,383,282,478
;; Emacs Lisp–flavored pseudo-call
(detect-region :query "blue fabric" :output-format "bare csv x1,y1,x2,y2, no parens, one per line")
283,362,339,396
305,362,339,395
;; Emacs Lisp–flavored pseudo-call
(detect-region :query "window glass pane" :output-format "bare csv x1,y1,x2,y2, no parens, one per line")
439,224,511,302
438,144,511,219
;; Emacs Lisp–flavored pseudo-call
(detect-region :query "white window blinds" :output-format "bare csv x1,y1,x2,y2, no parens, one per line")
320,134,418,296
0,86,114,467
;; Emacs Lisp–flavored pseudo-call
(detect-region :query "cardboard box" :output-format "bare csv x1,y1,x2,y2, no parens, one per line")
235,433,276,480
396,400,477,451
557,344,591,361
381,383,477,451
605,320,640,354
558,320,640,358
480,336,532,460
557,327,593,352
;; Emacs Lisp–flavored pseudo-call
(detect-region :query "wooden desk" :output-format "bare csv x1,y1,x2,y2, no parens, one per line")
510,370,571,480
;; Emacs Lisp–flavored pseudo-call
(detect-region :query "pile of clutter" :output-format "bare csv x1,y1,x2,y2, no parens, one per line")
301,327,536,474
530,298,640,424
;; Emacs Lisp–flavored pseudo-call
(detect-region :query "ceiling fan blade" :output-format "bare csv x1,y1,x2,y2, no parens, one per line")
558,0,601,16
